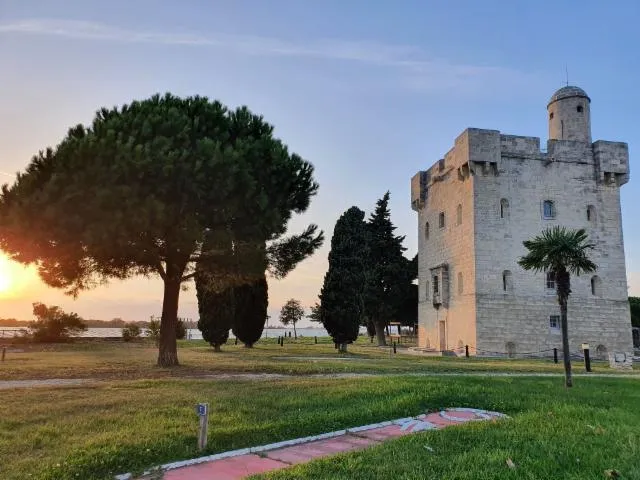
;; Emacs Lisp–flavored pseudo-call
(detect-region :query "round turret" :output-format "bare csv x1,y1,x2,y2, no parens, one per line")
547,85,591,143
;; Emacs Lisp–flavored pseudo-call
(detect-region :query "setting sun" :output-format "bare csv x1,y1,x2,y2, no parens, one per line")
0,255,34,298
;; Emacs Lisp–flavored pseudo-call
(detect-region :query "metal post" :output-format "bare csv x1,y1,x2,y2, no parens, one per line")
393,342,396,354
465,345,469,358
196,403,209,451
314,336,317,344
553,348,558,364
583,344,591,372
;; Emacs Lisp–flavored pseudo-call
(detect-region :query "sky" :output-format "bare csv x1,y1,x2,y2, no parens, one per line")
1,0,639,326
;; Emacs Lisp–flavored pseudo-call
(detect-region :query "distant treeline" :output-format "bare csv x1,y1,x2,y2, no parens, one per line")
0,317,197,328
0,318,145,328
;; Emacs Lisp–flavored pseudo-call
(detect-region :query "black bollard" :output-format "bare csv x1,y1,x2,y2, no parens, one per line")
465,345,469,358
553,348,558,364
584,345,592,372
314,336,317,344
280,336,284,347
393,342,397,354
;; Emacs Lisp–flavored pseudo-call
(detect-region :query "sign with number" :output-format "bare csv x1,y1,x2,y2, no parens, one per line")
196,403,208,416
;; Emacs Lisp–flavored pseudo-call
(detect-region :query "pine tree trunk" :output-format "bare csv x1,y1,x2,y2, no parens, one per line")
374,319,387,346
293,322,297,339
158,276,181,367
213,344,221,353
244,343,253,348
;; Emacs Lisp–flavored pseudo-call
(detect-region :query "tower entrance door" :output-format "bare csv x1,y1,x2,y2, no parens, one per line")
439,321,446,352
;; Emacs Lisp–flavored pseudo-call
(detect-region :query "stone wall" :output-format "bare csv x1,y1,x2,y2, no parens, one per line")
473,132,632,356
412,124,633,360
416,129,478,352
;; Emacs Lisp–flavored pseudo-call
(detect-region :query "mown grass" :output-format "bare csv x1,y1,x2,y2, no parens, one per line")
1,375,639,479
0,337,628,380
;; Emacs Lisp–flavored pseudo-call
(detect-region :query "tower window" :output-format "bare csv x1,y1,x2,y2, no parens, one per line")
577,105,583,113
549,112,554,120
424,280,430,299
543,200,556,219
500,198,509,219
458,272,463,295
433,275,439,295
425,222,430,239
456,204,462,226
502,270,513,293
549,315,560,331
587,205,595,223
591,275,601,296
439,212,445,228
546,271,556,290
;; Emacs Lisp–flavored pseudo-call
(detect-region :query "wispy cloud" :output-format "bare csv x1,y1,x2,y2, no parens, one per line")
0,19,536,92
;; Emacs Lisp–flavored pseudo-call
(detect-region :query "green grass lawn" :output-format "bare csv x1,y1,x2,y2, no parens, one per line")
0,337,629,380
1,375,639,480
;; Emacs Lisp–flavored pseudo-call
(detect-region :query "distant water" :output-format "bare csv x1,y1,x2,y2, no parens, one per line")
0,326,367,339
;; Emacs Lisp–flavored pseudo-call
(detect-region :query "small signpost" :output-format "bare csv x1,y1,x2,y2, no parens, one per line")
582,343,591,372
196,403,209,451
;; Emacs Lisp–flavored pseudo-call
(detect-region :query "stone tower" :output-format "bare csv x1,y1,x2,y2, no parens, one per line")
547,85,592,142
411,85,633,367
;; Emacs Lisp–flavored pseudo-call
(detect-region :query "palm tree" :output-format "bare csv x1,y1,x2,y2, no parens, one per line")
518,227,596,388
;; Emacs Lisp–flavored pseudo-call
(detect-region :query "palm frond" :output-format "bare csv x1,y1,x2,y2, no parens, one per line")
518,226,597,276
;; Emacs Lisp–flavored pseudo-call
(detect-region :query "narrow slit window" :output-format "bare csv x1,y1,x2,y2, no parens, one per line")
502,270,512,293
439,212,445,228
591,275,601,296
458,272,463,294
456,204,462,226
425,221,430,239
500,198,509,219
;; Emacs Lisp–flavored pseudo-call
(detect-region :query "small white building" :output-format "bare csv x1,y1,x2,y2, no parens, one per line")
411,86,633,362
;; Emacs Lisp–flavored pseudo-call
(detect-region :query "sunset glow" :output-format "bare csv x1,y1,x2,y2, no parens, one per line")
0,257,13,294
0,255,34,299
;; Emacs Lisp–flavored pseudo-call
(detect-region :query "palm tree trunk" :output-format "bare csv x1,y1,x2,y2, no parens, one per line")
560,297,572,387
293,322,297,339
557,269,572,388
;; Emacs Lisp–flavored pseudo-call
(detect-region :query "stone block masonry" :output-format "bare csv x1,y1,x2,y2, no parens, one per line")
411,85,633,364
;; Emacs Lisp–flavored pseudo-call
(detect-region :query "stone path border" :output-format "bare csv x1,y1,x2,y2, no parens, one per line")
115,408,508,480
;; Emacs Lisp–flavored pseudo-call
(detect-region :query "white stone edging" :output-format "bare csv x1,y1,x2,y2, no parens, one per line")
114,408,507,479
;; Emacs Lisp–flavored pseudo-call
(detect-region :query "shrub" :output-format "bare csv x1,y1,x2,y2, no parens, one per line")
147,319,161,345
29,303,87,343
121,323,141,342
176,319,187,340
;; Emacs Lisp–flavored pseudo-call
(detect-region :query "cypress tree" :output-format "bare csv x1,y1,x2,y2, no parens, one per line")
364,192,409,346
319,207,368,352
196,283,234,352
232,275,268,347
